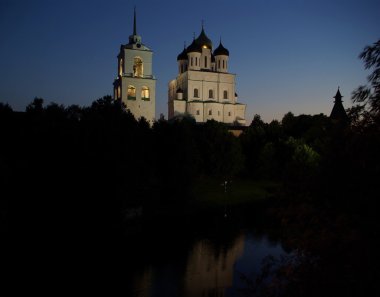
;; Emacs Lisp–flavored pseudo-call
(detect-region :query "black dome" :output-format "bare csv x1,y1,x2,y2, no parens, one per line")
187,39,202,53
214,41,229,56
177,46,188,61
195,28,213,49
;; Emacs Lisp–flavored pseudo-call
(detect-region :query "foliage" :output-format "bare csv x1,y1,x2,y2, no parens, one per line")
352,39,380,115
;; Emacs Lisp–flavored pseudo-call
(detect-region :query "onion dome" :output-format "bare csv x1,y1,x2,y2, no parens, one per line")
177,45,188,61
187,38,202,53
195,27,213,49
214,40,229,56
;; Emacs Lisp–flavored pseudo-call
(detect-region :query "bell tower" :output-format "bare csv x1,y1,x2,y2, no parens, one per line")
113,7,156,124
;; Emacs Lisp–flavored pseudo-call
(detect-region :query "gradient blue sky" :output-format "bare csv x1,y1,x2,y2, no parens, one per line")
0,0,379,122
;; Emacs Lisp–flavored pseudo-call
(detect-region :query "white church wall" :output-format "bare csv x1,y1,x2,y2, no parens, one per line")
223,104,235,124
187,102,204,122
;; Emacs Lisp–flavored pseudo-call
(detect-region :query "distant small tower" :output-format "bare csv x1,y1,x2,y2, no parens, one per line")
330,88,348,122
113,7,156,124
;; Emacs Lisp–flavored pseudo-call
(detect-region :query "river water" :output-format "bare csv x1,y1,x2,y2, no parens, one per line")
123,213,288,297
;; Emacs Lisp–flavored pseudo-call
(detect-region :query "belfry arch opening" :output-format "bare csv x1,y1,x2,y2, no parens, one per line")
141,86,150,100
133,57,143,77
127,85,136,99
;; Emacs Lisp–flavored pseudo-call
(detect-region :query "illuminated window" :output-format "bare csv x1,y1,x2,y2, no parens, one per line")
127,85,136,100
141,86,150,100
117,86,121,99
223,90,228,99
209,89,213,99
119,58,123,76
194,88,199,98
133,57,143,77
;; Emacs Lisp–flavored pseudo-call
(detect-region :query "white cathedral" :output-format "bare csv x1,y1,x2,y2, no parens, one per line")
168,26,246,125
113,9,156,123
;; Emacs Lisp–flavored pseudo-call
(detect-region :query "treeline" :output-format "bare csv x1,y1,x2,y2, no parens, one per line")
1,95,378,222
0,97,247,235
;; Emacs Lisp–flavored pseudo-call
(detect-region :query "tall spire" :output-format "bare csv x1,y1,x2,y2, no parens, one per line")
133,6,137,35
330,87,348,122
334,86,343,103
128,6,142,45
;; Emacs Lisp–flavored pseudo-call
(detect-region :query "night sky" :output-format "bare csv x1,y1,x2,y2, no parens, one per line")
0,0,379,123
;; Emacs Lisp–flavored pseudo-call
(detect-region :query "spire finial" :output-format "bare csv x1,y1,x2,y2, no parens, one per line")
201,20,204,30
220,36,222,45
133,6,137,35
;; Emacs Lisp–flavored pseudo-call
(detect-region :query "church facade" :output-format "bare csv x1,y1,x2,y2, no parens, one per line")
168,27,246,125
113,9,156,123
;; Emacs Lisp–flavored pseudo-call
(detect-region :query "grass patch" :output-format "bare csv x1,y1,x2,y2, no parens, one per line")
192,177,280,209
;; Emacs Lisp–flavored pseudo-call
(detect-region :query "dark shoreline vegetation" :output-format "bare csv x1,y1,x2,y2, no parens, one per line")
2,40,380,296
1,95,379,296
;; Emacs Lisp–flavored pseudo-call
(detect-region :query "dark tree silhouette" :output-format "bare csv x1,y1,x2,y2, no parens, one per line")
352,39,380,116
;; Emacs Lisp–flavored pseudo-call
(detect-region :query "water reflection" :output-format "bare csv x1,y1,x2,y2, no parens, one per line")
184,234,245,297
131,230,285,297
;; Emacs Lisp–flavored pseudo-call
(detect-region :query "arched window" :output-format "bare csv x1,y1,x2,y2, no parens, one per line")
127,85,136,100
133,57,143,77
228,111,231,117
195,57,198,66
209,110,212,115
205,56,207,68
141,86,150,100
196,110,200,115
194,88,199,98
218,60,220,69
209,89,213,99
117,86,121,99
223,90,228,99
119,58,123,76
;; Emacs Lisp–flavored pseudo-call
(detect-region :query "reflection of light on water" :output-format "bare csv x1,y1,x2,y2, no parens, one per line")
184,233,245,297
133,267,153,297
131,233,286,297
